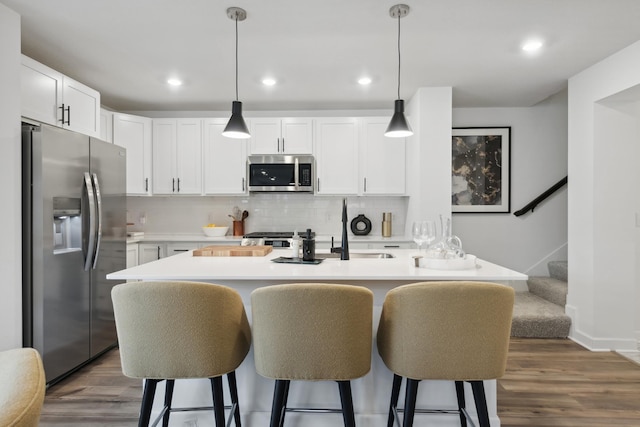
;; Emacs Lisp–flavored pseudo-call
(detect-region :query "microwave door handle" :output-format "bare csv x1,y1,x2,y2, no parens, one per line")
82,172,96,271
91,173,103,269
294,158,299,190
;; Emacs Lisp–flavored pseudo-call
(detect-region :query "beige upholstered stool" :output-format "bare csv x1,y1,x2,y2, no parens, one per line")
112,281,251,427
377,281,514,427
251,283,373,427
0,348,46,427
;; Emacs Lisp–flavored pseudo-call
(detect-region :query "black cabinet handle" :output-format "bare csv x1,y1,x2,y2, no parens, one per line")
145,178,149,192
172,178,175,192
177,178,180,192
59,104,70,125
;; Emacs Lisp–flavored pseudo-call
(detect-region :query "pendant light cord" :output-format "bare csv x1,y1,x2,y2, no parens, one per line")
396,12,401,101
235,13,239,102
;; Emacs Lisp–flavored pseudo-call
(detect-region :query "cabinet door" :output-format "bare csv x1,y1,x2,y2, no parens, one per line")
281,118,313,154
21,55,63,127
100,109,113,143
360,118,406,195
175,119,203,194
166,243,201,256
249,118,280,154
138,244,165,265
152,119,177,194
315,118,359,195
126,244,139,268
113,113,152,195
203,119,248,194
62,76,101,138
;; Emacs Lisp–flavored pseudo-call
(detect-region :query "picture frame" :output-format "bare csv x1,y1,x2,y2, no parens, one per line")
451,127,511,213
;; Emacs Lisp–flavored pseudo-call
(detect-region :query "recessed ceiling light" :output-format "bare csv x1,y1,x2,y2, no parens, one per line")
358,77,372,85
167,78,183,86
262,78,277,86
522,40,543,52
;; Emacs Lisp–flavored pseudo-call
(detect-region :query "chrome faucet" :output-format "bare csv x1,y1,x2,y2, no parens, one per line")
331,198,350,260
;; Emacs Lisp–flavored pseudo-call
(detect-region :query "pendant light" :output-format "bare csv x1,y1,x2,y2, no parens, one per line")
385,4,414,138
222,7,250,139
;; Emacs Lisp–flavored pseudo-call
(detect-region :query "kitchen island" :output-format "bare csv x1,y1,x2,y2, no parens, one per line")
107,248,526,427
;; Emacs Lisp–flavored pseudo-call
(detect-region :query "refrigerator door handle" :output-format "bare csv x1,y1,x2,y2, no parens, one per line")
91,173,103,269
82,172,96,271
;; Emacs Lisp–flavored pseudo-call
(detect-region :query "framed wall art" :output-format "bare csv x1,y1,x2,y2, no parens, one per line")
451,127,511,213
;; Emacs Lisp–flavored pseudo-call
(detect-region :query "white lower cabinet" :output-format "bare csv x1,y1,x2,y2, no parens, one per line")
138,243,166,265
126,243,139,268
166,243,201,256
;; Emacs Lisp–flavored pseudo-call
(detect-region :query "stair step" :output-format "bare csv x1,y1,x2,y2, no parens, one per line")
548,260,568,281
527,276,568,306
511,292,571,338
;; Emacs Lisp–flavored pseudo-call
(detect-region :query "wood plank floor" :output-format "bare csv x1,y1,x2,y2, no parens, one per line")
38,338,640,426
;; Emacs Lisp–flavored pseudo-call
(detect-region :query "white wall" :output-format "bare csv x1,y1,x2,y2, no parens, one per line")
0,3,22,350
568,39,640,351
452,90,568,275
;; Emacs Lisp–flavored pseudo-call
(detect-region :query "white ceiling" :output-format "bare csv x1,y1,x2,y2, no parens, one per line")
5,0,640,112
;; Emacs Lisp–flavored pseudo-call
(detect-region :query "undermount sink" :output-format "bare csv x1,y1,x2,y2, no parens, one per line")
315,252,395,259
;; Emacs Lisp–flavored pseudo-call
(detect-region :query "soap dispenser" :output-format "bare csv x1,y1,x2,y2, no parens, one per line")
302,228,316,261
290,230,301,259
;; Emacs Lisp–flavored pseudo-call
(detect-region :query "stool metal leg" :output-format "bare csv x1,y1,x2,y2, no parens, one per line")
388,374,403,427
337,381,356,427
270,380,289,427
279,380,290,427
455,381,467,427
162,379,175,427
227,371,242,427
470,381,490,427
139,379,159,427
210,376,226,427
403,379,420,427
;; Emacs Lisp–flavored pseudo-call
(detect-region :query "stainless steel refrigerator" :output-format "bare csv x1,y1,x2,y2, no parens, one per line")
22,122,126,384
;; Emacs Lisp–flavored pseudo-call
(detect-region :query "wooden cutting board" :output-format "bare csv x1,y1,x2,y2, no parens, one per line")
193,245,273,257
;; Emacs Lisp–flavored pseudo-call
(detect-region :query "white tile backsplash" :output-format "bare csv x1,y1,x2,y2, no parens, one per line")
127,195,409,238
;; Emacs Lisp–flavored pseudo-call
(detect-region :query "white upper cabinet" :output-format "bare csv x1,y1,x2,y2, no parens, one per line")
314,118,359,195
99,108,113,143
203,119,248,195
359,118,406,195
113,113,152,195
21,55,100,138
152,119,203,195
249,118,313,154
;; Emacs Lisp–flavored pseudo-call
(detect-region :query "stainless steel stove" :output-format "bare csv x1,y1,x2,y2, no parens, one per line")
243,231,315,248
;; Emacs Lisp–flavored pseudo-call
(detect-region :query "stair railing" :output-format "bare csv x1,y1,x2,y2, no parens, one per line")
513,176,567,217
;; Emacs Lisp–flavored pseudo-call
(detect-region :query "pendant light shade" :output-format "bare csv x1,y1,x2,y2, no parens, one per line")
222,7,250,139
223,101,250,138
385,4,413,138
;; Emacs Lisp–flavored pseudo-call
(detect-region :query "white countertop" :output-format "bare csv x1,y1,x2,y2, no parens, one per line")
107,248,527,282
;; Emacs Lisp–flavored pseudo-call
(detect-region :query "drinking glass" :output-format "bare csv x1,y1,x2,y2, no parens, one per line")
412,221,426,252
420,220,437,250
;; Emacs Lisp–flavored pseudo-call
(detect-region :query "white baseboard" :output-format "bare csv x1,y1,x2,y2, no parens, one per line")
566,304,638,351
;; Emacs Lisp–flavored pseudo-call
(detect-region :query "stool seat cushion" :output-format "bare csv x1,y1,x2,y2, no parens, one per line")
377,281,514,381
112,281,251,380
252,283,373,381
0,348,46,427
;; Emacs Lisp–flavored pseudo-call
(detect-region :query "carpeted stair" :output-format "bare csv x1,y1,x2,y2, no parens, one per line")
511,261,571,338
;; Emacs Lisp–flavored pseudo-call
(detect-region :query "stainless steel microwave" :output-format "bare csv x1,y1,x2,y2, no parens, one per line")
247,155,314,192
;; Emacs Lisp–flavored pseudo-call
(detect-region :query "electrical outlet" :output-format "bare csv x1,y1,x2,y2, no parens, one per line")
139,212,147,225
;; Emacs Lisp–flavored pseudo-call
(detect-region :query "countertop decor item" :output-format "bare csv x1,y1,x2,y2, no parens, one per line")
202,226,229,237
222,7,250,139
385,4,413,138
350,214,372,236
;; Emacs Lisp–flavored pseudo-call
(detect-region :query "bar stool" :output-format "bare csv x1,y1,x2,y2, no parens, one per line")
111,281,252,427
377,281,514,427
0,348,46,427
251,283,373,427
